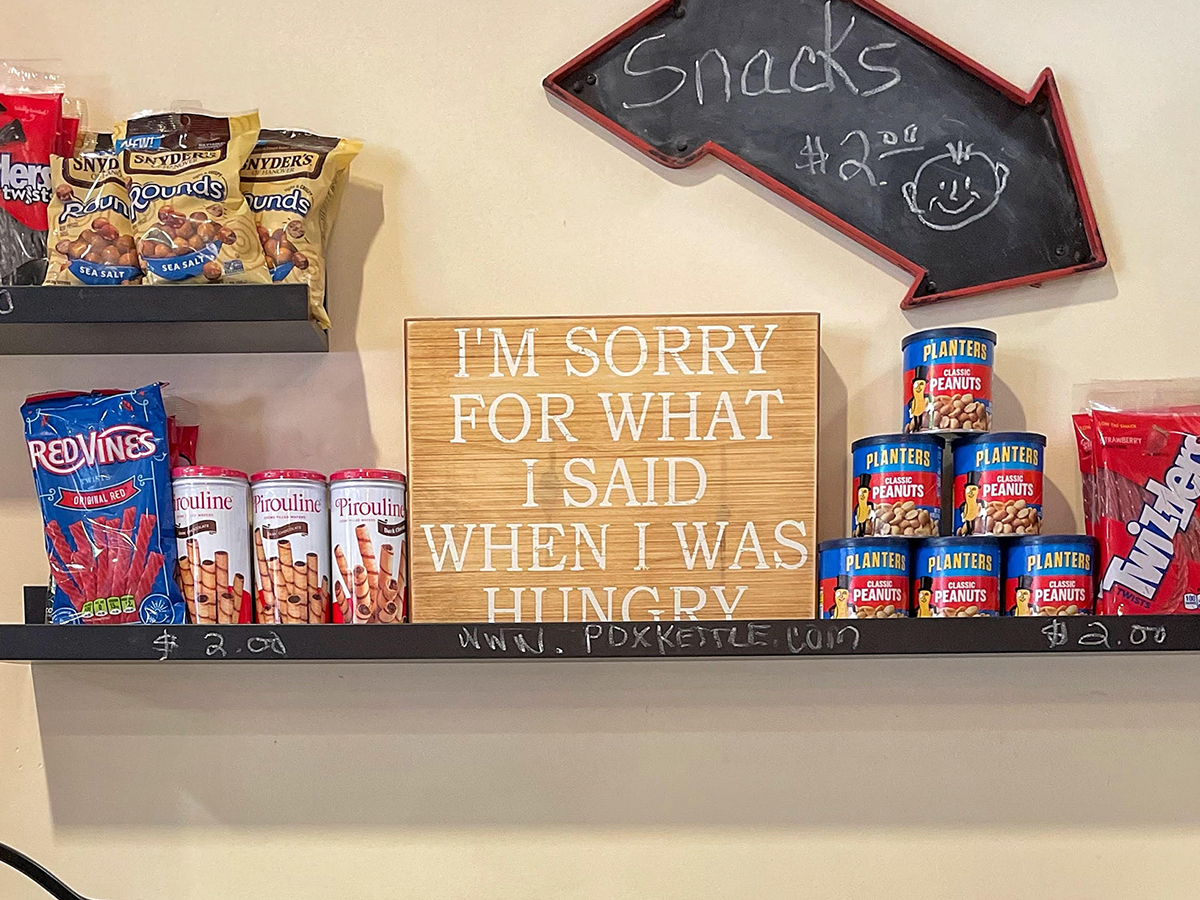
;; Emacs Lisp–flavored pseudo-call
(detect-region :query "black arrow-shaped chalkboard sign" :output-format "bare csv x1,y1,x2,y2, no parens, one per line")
545,0,1106,308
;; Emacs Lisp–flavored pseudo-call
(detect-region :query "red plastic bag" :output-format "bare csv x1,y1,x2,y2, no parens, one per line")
1091,407,1200,614
0,91,60,283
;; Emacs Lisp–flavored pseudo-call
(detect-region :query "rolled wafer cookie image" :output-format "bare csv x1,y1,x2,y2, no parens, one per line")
278,540,295,604
352,564,372,623
254,528,274,623
215,550,229,592
214,550,232,623
232,573,245,622
379,544,394,583
334,580,351,622
378,573,399,624
356,524,379,600
287,592,306,624
178,554,197,622
265,556,285,624
291,561,309,624
307,551,325,623
218,590,236,623
199,559,217,625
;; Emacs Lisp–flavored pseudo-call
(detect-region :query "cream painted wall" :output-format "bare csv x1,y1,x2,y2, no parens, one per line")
2,0,1199,896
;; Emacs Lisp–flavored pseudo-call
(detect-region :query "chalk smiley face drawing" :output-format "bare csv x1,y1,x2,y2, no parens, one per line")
902,142,1010,231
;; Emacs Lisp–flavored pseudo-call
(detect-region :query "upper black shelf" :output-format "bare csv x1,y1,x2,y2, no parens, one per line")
0,284,326,354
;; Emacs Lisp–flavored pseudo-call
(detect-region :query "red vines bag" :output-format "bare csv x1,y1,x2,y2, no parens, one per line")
23,384,186,624
0,92,60,283
1093,409,1200,615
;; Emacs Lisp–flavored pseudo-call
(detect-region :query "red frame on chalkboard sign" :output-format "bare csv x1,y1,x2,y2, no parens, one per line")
544,0,1107,310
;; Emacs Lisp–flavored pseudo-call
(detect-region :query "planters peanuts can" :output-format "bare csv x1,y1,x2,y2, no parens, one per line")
818,538,910,619
850,434,942,538
902,327,996,434
1005,535,1096,616
952,432,1045,537
913,537,1001,617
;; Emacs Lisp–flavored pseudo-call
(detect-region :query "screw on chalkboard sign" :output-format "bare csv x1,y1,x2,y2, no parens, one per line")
545,0,1107,309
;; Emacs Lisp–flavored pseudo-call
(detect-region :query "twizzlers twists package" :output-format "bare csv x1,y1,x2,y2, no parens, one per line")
241,129,362,329
1092,408,1200,615
115,110,269,284
23,384,185,624
0,91,60,283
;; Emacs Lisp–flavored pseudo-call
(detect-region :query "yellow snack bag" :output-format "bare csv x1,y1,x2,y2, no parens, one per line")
114,110,269,284
240,129,362,328
44,136,142,285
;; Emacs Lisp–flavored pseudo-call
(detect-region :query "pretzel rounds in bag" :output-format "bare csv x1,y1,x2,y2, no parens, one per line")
115,110,269,284
44,137,141,285
241,129,361,327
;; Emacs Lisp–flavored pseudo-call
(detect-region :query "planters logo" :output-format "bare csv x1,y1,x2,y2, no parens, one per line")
922,549,996,574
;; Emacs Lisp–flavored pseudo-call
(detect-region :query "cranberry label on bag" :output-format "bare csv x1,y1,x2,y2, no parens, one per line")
851,436,941,538
1005,537,1095,616
819,540,909,619
952,434,1045,536
914,539,1000,617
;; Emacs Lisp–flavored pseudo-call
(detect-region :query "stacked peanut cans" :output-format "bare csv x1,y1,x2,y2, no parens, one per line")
171,467,408,624
820,327,1090,619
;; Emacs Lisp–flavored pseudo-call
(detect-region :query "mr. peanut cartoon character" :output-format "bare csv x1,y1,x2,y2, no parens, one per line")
915,576,934,617
831,574,852,619
1013,575,1033,616
852,473,874,537
958,471,985,535
906,365,931,433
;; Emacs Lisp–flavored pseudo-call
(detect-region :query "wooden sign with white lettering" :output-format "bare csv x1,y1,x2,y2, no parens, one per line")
404,314,819,622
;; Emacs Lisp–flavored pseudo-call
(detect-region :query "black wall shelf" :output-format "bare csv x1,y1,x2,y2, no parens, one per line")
4,586,1195,661
0,284,326,354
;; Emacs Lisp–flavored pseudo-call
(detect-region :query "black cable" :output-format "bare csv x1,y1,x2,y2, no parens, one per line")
0,842,89,900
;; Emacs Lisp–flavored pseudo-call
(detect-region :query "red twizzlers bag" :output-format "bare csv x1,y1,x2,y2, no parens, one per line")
0,91,60,283
1093,409,1200,614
